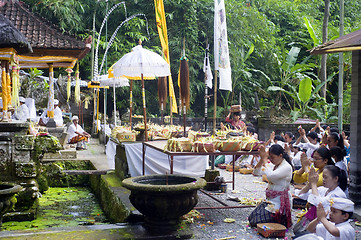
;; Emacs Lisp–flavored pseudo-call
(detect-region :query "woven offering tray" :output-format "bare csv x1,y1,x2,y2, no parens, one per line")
256,223,286,238
230,105,242,112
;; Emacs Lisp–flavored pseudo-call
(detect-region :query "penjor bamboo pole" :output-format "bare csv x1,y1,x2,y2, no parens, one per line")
213,70,218,135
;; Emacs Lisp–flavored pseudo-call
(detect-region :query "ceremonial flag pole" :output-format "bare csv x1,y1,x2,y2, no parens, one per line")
203,43,213,132
214,0,232,134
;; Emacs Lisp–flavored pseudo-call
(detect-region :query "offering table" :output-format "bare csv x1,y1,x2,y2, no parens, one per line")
142,140,259,190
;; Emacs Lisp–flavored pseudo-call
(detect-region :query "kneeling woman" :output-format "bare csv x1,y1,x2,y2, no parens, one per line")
248,144,293,228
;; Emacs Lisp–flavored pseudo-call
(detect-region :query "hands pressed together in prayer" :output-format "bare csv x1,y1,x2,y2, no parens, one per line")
300,152,312,173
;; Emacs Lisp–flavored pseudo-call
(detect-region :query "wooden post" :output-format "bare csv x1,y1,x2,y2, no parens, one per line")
47,63,54,118
129,79,133,128
349,50,361,205
213,71,218,135
183,100,186,136
141,74,148,141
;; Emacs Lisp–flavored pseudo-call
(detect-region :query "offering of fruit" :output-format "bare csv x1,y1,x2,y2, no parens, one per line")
165,138,192,152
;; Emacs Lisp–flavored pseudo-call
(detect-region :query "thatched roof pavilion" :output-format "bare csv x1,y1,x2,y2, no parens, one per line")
0,0,91,123
0,14,32,55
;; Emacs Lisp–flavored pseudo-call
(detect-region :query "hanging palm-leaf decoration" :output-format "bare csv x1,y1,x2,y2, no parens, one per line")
10,54,20,108
179,56,190,110
74,63,81,105
65,68,73,102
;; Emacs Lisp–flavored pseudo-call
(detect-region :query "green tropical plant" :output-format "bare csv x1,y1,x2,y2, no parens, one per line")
18,0,360,120
268,46,317,109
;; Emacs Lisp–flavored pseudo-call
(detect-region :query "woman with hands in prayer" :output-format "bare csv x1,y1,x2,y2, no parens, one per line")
248,144,293,228
293,146,334,187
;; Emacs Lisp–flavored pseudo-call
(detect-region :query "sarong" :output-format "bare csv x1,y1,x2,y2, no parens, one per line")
248,202,276,227
69,135,88,144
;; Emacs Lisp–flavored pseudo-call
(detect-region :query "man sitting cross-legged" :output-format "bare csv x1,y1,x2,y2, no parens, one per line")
67,116,91,150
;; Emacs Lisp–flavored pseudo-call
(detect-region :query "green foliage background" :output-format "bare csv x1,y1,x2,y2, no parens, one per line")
21,0,361,122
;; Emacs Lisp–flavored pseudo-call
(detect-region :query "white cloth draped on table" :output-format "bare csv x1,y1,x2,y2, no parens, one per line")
124,142,208,177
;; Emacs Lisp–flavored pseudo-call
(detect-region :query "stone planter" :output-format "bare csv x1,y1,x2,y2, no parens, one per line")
0,183,22,226
122,174,206,231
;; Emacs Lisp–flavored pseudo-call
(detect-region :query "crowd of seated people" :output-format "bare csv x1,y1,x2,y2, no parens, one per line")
215,119,354,239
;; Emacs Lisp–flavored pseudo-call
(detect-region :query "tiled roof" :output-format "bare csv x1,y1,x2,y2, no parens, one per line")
0,0,90,60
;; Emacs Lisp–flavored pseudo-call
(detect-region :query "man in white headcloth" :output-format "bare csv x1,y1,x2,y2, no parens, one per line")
13,97,30,121
298,197,355,240
67,115,91,150
38,99,63,127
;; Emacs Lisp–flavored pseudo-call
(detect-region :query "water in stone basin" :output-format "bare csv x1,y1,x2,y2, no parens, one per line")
1,187,108,230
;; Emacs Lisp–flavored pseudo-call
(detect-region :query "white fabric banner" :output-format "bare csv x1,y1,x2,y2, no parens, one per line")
214,0,232,91
123,142,208,177
203,50,213,89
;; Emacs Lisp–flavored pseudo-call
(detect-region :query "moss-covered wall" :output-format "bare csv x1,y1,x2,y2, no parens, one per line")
89,172,131,223
41,160,93,190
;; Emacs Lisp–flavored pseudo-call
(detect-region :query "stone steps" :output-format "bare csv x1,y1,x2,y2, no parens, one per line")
42,149,77,161
63,170,109,175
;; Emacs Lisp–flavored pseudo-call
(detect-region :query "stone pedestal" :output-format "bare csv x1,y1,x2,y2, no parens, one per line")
203,169,220,191
115,143,130,181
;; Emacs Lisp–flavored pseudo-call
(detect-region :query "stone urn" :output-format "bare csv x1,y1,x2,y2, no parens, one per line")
0,183,23,226
122,174,206,231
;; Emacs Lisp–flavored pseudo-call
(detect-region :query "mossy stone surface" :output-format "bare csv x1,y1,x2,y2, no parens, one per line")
90,172,131,223
42,160,92,187
2,187,107,231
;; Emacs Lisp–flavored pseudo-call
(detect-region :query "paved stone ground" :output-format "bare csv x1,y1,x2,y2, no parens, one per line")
42,140,361,239
190,168,290,239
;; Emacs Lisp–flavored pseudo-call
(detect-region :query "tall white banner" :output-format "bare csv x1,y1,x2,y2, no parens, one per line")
214,0,232,91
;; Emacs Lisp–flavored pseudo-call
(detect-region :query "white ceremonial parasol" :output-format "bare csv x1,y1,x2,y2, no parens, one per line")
112,43,171,141
99,68,129,126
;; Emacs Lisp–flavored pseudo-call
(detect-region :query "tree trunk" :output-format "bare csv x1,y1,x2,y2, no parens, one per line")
320,0,330,98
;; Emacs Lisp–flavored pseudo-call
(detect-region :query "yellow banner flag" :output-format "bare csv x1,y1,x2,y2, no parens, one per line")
154,0,178,114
